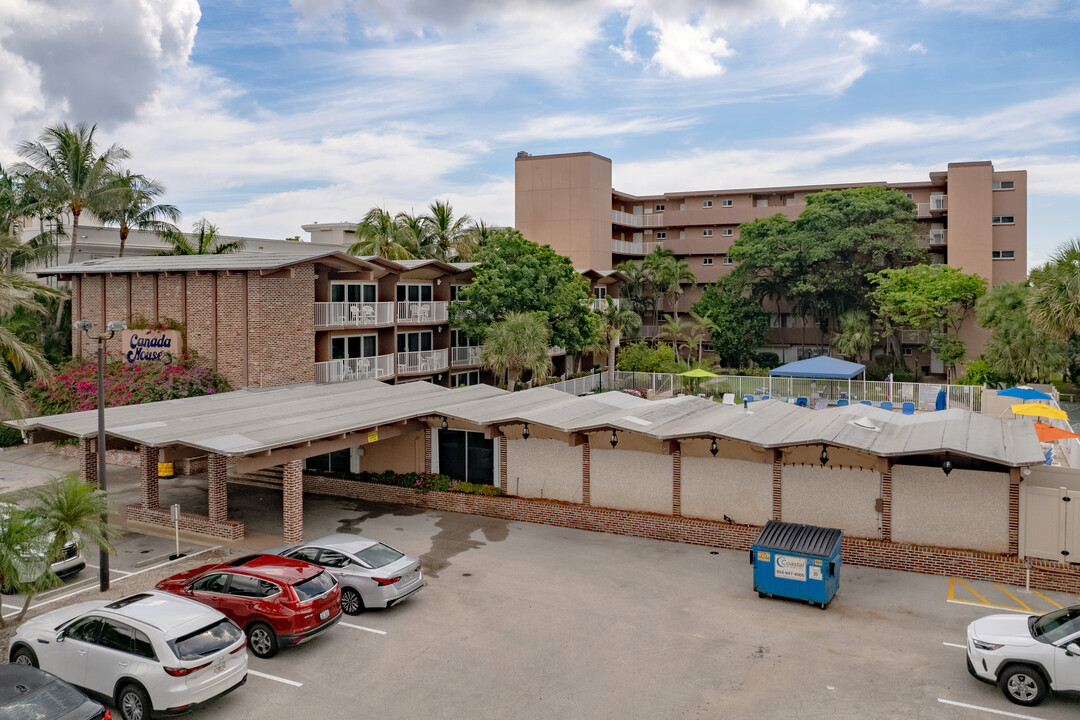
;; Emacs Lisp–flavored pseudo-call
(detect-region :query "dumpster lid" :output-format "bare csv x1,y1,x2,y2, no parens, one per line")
754,520,842,557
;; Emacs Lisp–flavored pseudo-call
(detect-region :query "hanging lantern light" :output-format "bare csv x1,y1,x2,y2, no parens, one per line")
610,430,619,448
522,423,530,440
710,438,719,457
819,444,829,466
942,450,953,476
440,416,448,431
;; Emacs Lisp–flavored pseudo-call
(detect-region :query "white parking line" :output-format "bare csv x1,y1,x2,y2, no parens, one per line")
937,698,1047,719
1,603,20,610
947,599,1034,615
86,563,133,576
943,642,967,649
248,670,303,687
340,622,387,635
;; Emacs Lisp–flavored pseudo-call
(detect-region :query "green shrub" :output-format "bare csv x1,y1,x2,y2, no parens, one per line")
450,482,503,496
0,426,25,447
865,355,918,382
753,352,781,369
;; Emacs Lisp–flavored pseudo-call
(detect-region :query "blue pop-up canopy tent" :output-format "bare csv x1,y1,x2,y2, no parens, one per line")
768,356,866,401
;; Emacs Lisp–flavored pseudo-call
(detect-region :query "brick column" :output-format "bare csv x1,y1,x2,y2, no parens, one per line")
424,428,433,474
139,445,160,509
283,459,304,543
880,461,893,543
499,436,508,494
582,438,591,506
1008,468,1022,556
672,442,682,517
208,454,228,522
771,450,782,521
78,437,98,487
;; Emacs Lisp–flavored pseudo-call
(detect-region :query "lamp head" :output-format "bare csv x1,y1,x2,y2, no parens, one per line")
710,438,718,457
106,320,127,333
521,423,530,440
819,444,829,466
440,416,448,431
610,430,618,448
74,320,92,332
942,450,953,477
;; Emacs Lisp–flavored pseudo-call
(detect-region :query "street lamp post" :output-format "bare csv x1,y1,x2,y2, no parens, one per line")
74,319,126,592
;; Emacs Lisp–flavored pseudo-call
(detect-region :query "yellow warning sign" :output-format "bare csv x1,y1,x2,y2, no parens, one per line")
367,429,378,443
756,551,770,562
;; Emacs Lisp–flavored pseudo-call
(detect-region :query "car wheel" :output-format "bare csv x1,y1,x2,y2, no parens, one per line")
11,646,38,667
117,683,151,720
999,664,1048,706
247,622,279,659
341,587,365,615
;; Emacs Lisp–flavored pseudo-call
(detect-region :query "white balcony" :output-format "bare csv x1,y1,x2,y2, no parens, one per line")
590,297,620,311
396,301,449,324
917,196,948,217
315,302,394,327
611,240,663,255
397,348,449,375
611,210,664,228
899,329,929,345
929,229,947,245
315,354,394,384
451,345,484,368
639,324,661,338
547,345,567,356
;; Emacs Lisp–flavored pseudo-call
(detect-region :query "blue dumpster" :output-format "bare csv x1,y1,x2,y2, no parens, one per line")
751,520,842,608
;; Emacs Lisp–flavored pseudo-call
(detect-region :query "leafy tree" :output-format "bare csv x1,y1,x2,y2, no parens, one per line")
976,282,1067,384
481,311,553,389
1028,237,1080,339
956,357,1002,387
658,316,690,365
592,301,641,371
615,341,680,373
98,170,180,257
613,260,656,323
450,229,595,355
348,206,416,260
0,263,61,417
15,122,130,264
157,219,245,255
832,310,874,363
684,311,712,365
0,505,59,626
868,264,987,380
423,200,472,262
691,282,770,367
643,248,695,320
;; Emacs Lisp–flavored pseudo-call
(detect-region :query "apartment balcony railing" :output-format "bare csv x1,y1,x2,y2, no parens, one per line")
590,297,620,311
315,302,394,327
451,345,484,368
929,228,947,245
917,196,948,218
396,301,449,324
611,240,663,255
397,348,449,375
314,354,394,384
547,346,567,356
611,210,664,228
899,329,929,345
639,324,661,338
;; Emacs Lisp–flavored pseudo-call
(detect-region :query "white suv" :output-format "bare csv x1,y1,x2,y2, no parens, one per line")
966,604,1080,706
9,591,248,720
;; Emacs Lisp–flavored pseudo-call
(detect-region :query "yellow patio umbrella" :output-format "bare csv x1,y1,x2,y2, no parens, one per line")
1011,403,1069,421
678,367,719,394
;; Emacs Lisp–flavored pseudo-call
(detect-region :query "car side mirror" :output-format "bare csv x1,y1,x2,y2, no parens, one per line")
1066,642,1080,657
55,633,65,643
184,586,194,595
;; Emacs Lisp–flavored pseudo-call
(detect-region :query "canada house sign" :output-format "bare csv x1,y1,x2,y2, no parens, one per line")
122,329,181,363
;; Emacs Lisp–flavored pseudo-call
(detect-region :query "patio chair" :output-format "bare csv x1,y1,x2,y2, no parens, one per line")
880,401,893,411
761,395,771,401
795,397,808,408
902,402,915,415
860,400,872,406
813,399,828,411
349,304,363,323
357,358,371,376
837,399,849,407
721,393,736,406
361,304,376,323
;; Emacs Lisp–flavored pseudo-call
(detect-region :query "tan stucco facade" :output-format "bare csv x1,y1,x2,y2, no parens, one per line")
891,465,1010,552
506,438,583,503
781,465,881,539
589,445,673,514
680,455,773,525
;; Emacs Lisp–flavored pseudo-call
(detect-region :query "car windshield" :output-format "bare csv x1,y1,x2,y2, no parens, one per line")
1031,606,1080,644
4,680,87,720
169,618,243,660
354,543,404,569
292,570,336,601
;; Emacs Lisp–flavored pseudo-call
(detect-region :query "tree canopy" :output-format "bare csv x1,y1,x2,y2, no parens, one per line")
481,311,553,389
450,229,595,354
976,281,1067,384
691,281,770,367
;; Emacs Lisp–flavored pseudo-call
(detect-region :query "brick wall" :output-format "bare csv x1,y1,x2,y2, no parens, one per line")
283,460,303,542
158,275,184,325
216,272,247,387
130,275,155,323
185,273,215,360
104,275,129,358
126,504,244,540
138,445,159,508
246,266,315,387
301,475,1080,594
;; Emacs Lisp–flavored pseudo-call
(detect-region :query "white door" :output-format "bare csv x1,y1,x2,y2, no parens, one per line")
85,620,138,697
1021,486,1080,563
930,356,944,375
1055,634,1080,692
50,616,100,687
1066,491,1080,561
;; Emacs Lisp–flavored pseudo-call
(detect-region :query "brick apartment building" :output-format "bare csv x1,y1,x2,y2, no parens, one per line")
40,250,623,392
514,152,1027,371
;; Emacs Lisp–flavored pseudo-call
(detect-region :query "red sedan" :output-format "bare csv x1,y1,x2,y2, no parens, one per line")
156,554,342,659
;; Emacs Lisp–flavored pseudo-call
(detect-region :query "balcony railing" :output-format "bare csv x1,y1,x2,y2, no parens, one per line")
611,210,664,228
639,324,661,338
611,240,663,255
547,346,567,356
397,348,449,375
590,297,620,311
314,354,394,384
396,301,449,324
917,196,948,217
899,329,929,345
315,302,394,327
451,345,484,368
929,229,947,245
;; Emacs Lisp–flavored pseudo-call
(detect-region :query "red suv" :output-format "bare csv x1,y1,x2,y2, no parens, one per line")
156,554,341,659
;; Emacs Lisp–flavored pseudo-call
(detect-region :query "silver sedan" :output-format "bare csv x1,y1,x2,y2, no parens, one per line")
273,534,422,615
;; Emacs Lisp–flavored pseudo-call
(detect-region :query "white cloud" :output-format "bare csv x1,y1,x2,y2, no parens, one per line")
908,42,927,54
649,18,734,78
917,0,1078,19
847,29,880,49
497,114,699,142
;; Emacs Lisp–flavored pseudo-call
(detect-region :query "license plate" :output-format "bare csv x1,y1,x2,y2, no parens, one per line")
213,657,226,674
319,609,330,621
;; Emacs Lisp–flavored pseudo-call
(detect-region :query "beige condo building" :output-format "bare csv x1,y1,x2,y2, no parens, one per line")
515,151,1027,372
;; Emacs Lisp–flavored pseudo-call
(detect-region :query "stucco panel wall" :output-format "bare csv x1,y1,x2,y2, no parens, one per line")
681,457,772,525
892,466,1009,552
357,433,423,474
782,465,880,538
505,438,582,503
590,447,672,515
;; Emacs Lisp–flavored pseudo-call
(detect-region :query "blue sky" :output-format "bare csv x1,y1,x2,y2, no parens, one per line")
1,0,1078,266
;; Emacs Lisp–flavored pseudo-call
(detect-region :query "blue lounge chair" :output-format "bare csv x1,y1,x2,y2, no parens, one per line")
796,397,808,407
880,401,893,411
837,399,849,407
902,402,915,415
761,395,771,401
860,400,872,406
743,395,754,404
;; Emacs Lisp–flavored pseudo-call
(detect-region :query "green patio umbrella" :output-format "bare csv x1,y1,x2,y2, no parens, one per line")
678,367,719,395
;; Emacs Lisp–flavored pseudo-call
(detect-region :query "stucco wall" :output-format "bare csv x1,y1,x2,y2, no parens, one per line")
782,465,880,538
506,438,582,503
357,432,423,474
892,465,1010,552
680,456,772,525
590,447,672,514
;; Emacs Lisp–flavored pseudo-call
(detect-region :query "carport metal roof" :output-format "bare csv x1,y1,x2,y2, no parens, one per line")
8,382,1045,468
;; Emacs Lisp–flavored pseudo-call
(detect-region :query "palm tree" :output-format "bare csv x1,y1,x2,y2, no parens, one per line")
0,267,61,417
15,122,130,264
481,311,553,389
833,310,875,363
683,315,711,365
659,316,691,365
157,219,245,255
1029,238,1080,339
395,210,433,258
423,200,472,262
458,219,494,262
593,301,642,371
614,260,657,326
98,170,180,257
644,249,695,321
0,506,59,626
348,206,415,260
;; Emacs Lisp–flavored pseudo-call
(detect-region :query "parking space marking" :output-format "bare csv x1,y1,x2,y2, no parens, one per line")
248,670,303,687
947,578,1049,614
1,603,20,610
942,642,966,649
937,698,1046,719
340,622,387,635
995,585,1032,612
1031,590,1062,610
86,563,133,576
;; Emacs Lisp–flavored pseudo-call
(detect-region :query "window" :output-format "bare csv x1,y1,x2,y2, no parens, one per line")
655,204,665,212
656,231,666,240
904,348,912,357
904,193,914,200
316,550,353,569
451,370,480,387
449,284,467,301
783,194,795,206
721,228,733,237
992,180,1015,191
63,617,103,644
305,448,351,474
702,200,713,208
438,429,495,484
331,334,376,361
770,313,793,329
292,571,336,601
754,196,769,207
722,256,734,265
721,199,733,208
992,250,1016,259
190,573,229,594
396,283,433,302
170,619,243,662
331,282,376,304
355,543,405,569
450,328,479,348
702,258,713,266
286,547,321,564
228,574,276,598
397,330,433,353
992,216,1015,225
703,229,713,237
